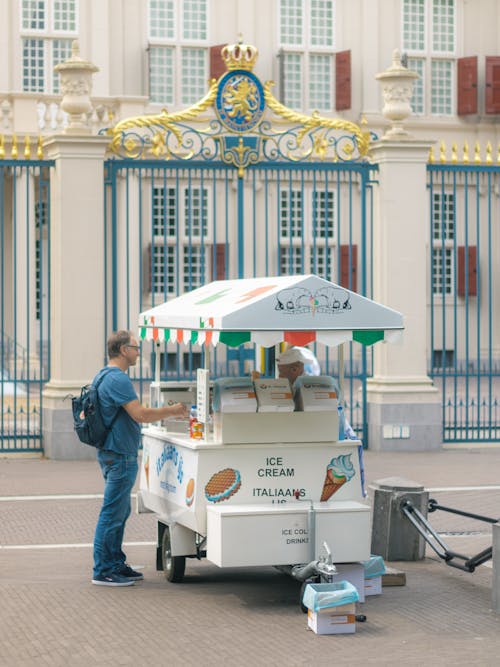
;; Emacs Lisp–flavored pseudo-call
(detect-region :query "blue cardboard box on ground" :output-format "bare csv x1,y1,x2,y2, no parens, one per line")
303,581,359,635
362,555,386,597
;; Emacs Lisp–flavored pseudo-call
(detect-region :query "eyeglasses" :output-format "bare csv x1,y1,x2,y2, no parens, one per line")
125,344,140,351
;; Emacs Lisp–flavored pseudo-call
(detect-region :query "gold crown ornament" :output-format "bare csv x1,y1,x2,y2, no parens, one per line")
221,40,258,72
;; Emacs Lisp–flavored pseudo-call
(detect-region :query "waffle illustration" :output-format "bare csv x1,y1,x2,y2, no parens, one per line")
205,467,241,503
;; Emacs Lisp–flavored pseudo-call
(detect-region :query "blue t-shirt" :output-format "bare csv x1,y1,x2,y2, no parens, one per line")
94,366,141,456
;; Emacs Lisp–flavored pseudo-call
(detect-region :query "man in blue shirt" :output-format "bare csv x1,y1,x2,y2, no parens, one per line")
92,329,188,587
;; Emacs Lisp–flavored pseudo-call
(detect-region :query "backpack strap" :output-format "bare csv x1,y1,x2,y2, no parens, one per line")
94,367,122,431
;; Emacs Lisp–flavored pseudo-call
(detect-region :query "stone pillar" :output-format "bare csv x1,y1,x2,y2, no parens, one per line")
366,52,442,452
42,135,109,459
371,477,428,561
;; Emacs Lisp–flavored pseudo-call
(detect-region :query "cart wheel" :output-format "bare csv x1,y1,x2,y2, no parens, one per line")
161,526,186,583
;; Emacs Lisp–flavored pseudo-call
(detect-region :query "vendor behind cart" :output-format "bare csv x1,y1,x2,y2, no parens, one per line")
276,346,320,383
276,346,366,496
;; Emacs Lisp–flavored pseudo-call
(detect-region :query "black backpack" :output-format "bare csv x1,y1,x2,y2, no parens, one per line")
71,368,121,448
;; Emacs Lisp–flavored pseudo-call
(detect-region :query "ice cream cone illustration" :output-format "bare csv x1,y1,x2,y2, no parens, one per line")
320,470,347,501
320,454,355,501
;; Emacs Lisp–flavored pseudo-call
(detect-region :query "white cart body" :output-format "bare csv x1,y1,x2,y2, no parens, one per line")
137,275,403,570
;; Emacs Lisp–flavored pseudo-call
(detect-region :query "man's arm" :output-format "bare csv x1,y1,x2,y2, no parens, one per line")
123,399,188,424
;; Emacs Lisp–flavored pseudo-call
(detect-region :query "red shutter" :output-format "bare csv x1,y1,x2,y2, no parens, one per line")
211,243,226,281
335,50,351,111
457,246,477,296
457,56,478,115
485,56,500,114
340,244,357,292
210,44,226,80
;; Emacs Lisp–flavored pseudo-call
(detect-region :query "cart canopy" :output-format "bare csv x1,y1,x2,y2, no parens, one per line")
138,275,404,348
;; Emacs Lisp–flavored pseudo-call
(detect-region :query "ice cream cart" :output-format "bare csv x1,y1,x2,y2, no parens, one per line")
137,275,403,586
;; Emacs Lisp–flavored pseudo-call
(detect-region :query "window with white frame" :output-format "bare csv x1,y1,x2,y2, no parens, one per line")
431,191,455,295
279,186,337,280
279,0,335,112
21,0,77,94
402,0,456,116
150,183,209,296
148,0,208,106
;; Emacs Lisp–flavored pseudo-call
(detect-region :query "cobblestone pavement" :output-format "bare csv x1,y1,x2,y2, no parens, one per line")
2,448,500,666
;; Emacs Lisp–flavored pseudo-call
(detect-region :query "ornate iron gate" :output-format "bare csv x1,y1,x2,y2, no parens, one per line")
0,141,53,452
104,43,376,440
428,149,500,442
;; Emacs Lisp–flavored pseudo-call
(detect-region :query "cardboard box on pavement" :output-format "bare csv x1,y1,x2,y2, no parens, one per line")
307,604,356,635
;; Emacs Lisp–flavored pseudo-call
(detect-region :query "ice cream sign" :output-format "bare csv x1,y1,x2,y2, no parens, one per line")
156,444,184,493
202,452,356,505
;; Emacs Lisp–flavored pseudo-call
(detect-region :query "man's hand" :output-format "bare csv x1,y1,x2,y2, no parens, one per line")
124,399,189,424
165,402,189,419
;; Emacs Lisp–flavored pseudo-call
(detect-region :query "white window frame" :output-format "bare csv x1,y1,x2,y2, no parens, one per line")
402,0,457,117
279,185,338,279
150,182,211,296
148,0,209,107
431,191,455,296
279,0,337,112
20,0,78,94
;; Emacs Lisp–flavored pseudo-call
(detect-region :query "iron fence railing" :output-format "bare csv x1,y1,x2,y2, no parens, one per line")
428,162,500,442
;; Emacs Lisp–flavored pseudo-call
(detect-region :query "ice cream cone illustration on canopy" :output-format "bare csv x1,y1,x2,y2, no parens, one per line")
320,454,355,501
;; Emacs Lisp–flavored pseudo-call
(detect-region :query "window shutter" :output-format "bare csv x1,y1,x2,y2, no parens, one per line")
485,56,500,114
457,246,477,296
457,56,477,115
335,50,351,111
211,243,226,281
340,244,357,292
210,44,226,81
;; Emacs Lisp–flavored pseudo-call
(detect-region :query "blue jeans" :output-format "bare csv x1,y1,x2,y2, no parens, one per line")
93,450,138,578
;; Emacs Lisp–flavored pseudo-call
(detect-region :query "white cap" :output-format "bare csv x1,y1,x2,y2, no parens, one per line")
276,347,310,365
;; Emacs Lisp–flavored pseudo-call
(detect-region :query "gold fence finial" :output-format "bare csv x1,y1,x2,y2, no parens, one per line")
474,141,481,163
463,142,469,163
0,135,4,159
439,140,446,163
451,142,458,163
24,135,31,159
37,136,44,159
11,134,18,159
428,146,435,163
486,141,493,164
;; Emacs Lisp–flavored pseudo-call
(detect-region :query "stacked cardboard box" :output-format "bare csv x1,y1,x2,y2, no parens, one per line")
362,555,386,597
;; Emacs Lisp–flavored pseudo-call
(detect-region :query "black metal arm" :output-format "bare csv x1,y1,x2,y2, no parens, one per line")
400,499,493,573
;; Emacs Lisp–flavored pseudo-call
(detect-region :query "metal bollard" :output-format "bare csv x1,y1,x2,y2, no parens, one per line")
492,523,500,612
371,476,428,561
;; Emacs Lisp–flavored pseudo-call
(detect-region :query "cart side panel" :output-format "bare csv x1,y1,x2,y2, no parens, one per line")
206,503,371,567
